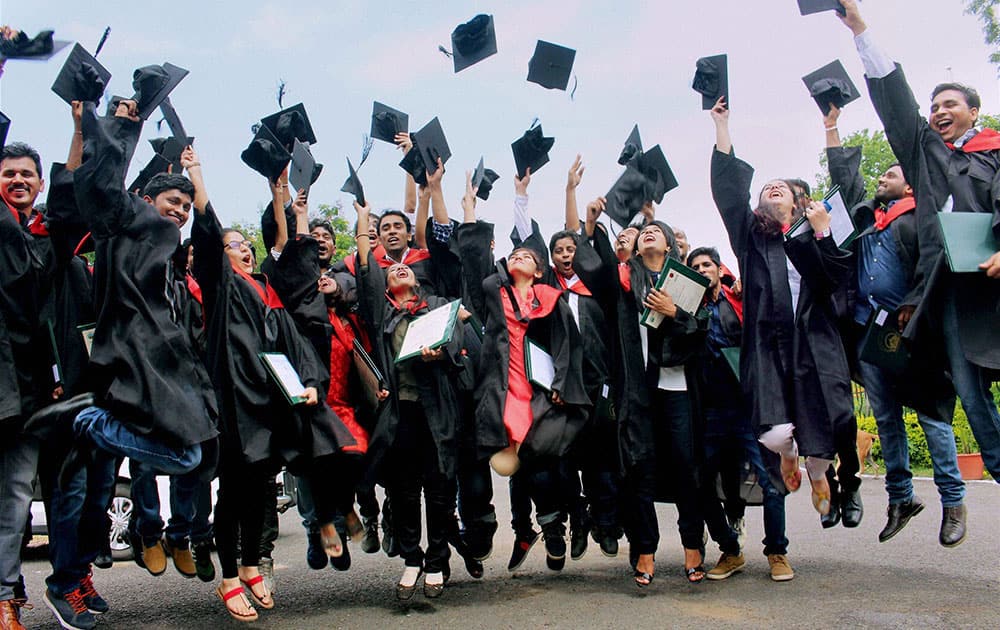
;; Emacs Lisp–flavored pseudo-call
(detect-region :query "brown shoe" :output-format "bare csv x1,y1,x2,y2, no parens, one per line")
768,554,795,582
706,552,745,580
0,600,26,630
163,539,197,578
142,539,167,576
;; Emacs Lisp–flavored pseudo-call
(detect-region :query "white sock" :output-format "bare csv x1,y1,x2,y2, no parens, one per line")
759,424,798,459
805,456,833,480
399,566,421,587
424,571,444,586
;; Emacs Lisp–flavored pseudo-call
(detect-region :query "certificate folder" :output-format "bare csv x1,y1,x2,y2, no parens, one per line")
858,306,909,376
78,323,96,357
785,185,858,248
640,258,710,329
394,300,461,364
937,212,998,273
259,352,309,405
721,347,741,382
524,338,555,391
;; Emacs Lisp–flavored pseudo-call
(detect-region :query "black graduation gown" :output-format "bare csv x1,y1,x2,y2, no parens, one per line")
455,221,591,463
711,147,854,459
572,226,708,480
355,250,464,482
71,103,217,447
827,145,956,423
866,64,1000,370
192,205,354,468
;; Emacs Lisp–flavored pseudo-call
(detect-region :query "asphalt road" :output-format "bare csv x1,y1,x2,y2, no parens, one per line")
19,475,1000,629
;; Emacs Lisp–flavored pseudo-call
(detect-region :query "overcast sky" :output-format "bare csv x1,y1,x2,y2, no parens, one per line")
2,0,997,268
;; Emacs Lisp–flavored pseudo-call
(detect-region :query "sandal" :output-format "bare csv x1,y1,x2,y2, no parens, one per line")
344,509,365,542
781,456,802,493
320,523,344,558
240,575,274,609
809,475,832,516
216,585,258,622
634,569,654,587
685,565,706,584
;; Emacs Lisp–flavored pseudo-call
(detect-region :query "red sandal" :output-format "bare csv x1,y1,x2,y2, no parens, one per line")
216,585,258,622
240,575,274,610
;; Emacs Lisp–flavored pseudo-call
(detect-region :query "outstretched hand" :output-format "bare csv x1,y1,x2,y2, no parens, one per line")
710,96,729,124
567,154,584,191
823,103,841,129
837,0,867,35
292,189,308,216
514,168,531,196
180,145,200,171
586,197,606,224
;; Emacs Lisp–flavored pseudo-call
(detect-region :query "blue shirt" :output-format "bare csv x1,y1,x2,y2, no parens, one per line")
854,222,909,325
704,297,732,357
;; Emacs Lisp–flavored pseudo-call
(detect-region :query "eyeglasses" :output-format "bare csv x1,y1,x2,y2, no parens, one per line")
226,240,252,251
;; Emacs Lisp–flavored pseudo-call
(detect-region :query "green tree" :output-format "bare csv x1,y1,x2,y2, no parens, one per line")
966,0,1000,69
228,200,356,271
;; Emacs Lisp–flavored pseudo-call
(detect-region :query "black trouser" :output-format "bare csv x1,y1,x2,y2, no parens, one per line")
258,475,279,559
308,455,363,526
509,471,534,536
357,486,379,521
387,402,456,573
825,412,861,502
215,449,273,579
562,394,621,532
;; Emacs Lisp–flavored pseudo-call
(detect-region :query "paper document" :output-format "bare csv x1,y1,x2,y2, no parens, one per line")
395,300,461,363
260,352,308,405
640,258,710,329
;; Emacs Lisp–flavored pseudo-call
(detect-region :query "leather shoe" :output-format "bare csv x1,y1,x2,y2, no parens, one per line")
820,501,841,529
841,489,863,528
939,504,967,548
878,497,924,543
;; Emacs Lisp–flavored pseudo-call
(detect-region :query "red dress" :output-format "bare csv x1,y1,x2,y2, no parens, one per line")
326,311,371,454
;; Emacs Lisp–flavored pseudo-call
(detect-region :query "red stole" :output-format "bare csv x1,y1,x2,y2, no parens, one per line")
874,196,916,231
946,127,1000,153
554,271,593,297
385,291,427,315
231,264,284,309
720,286,744,324
186,274,203,305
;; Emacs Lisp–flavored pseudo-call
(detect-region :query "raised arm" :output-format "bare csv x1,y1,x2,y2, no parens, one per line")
66,101,84,171
565,155,584,232
414,185,430,249
709,100,754,259
398,133,417,215
462,169,478,224
181,145,209,215
823,106,869,209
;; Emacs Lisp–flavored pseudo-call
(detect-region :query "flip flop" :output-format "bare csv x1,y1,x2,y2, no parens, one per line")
216,585,258,622
320,523,344,558
344,509,365,542
685,565,706,584
809,476,832,516
239,575,274,610
781,456,802,493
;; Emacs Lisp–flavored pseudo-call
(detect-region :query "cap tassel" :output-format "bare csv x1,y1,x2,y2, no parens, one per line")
276,80,287,109
569,75,578,101
94,27,111,57
359,134,374,168
438,45,454,59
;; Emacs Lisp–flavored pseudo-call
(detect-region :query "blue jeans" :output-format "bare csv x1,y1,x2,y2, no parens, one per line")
942,299,1000,481
857,341,965,507
76,406,201,475
295,474,317,530
0,436,39,602
45,453,117,595
129,460,202,548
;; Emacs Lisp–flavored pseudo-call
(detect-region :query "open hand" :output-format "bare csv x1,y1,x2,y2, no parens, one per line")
514,168,531,196
643,286,678,318
567,154,584,191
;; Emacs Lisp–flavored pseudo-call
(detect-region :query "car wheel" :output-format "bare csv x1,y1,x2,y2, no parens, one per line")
108,481,133,561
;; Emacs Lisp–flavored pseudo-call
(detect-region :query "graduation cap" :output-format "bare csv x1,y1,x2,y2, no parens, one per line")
158,97,188,142
472,157,500,201
370,101,408,144
604,167,651,228
51,44,111,105
261,103,317,148
0,112,9,149
449,14,497,73
636,145,678,204
241,124,291,182
149,136,193,174
398,148,427,186
399,117,451,185
131,63,189,121
618,125,643,166
290,139,321,196
527,40,576,91
692,54,728,110
128,154,171,195
340,158,365,207
797,0,846,16
803,59,859,115
512,123,555,178
0,29,70,61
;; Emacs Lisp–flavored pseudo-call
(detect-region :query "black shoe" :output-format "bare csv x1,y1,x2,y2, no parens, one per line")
507,529,540,571
93,551,113,570
423,573,445,599
878,497,925,543
820,500,842,529
128,526,146,570
841,489,863,528
306,528,327,569
191,541,216,582
467,517,498,561
381,518,399,558
597,528,619,558
44,588,97,630
23,393,94,442
570,520,590,561
395,568,422,601
360,516,380,554
939,504,967,548
543,524,567,571
329,537,352,571
78,574,108,615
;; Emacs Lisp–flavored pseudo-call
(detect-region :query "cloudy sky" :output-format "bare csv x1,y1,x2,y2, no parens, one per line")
3,0,997,267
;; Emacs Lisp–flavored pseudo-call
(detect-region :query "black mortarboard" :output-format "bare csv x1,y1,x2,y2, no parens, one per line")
128,153,171,194
512,123,555,178
619,125,643,166
797,0,846,16
472,157,500,201
340,158,366,207
370,101,408,144
414,117,451,174
0,112,9,149
158,97,188,142
692,54,728,110
604,167,651,227
51,44,111,105
290,139,319,196
131,63,188,121
398,148,427,186
149,136,193,174
241,124,291,182
261,103,317,148
636,145,678,204
802,59,859,115
450,14,498,73
0,30,70,61
527,40,576,91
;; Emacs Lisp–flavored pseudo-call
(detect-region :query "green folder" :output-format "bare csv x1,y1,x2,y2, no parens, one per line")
78,323,96,357
640,258,710,329
858,306,909,376
259,352,308,405
394,300,461,363
937,212,998,273
524,338,555,391
720,347,741,382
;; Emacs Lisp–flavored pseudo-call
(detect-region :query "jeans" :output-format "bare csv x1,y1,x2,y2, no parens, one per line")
76,406,201,475
0,436,39,601
130,462,198,548
858,340,965,507
942,298,1000,480
295,474,317,530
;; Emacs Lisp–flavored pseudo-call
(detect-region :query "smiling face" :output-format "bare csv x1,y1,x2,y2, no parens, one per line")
551,237,576,278
379,214,409,257
930,89,978,143
0,156,44,215
145,189,193,229
673,229,689,260
637,224,669,257
874,165,911,204
311,226,334,263
616,227,639,262
758,180,795,225
385,263,417,294
317,272,340,295
223,230,254,274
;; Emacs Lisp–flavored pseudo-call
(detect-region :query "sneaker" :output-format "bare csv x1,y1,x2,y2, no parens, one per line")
543,524,567,571
78,574,109,615
44,588,96,630
192,541,216,582
507,529,540,571
360,517,380,554
730,517,746,550
768,554,795,582
259,557,275,594
570,519,590,561
706,552,746,581
306,528,328,569
141,539,167,576
163,539,197,578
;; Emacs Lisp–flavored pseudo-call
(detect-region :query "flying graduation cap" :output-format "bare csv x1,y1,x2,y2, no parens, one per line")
447,14,498,73
149,136,194,174
51,44,111,105
0,29,70,61
527,40,576,91
692,54,728,110
128,154,171,195
131,63,189,121
340,157,365,207
511,122,555,178
241,123,291,182
370,101,408,144
604,145,678,226
262,103,317,148
802,59,860,115
797,0,846,16
472,157,500,201
619,125,643,166
0,112,9,149
398,117,451,186
291,139,322,197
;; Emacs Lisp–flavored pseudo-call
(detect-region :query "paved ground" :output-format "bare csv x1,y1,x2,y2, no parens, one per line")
19,475,1000,629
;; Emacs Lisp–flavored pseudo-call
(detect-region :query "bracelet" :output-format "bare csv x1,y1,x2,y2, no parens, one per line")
825,125,838,132
355,234,370,241
187,162,201,168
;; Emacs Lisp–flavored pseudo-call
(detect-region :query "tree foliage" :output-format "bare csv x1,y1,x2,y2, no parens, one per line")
966,0,1000,69
230,201,356,271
